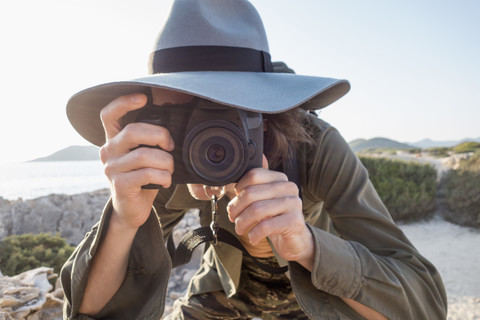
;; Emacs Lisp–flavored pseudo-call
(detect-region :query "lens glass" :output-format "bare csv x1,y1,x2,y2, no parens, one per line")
207,144,226,163
185,124,248,183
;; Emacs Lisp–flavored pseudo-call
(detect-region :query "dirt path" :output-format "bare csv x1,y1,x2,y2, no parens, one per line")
400,218,480,319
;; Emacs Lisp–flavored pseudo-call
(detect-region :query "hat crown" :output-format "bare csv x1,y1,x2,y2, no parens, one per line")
66,0,350,148
154,0,269,53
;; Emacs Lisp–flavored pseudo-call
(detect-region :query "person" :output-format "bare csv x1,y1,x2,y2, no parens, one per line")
61,0,447,319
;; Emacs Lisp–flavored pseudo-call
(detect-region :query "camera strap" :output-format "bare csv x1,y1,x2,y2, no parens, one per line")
169,153,301,275
171,226,288,274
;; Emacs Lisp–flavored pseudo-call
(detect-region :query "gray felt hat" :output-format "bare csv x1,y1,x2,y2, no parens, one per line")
66,0,350,147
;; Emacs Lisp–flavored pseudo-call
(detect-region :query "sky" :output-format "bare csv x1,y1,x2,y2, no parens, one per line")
1,0,479,164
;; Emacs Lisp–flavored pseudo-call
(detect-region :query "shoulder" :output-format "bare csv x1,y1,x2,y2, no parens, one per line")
303,111,335,134
300,111,349,155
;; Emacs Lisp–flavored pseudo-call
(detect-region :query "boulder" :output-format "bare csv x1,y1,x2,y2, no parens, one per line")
0,189,110,245
0,267,62,320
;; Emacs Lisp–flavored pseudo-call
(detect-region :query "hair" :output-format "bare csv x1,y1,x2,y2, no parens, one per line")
263,108,314,170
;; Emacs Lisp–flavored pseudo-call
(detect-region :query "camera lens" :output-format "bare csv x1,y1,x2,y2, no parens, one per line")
207,144,226,163
184,121,248,184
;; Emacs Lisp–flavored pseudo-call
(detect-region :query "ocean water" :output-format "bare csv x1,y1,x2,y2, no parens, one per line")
0,161,109,200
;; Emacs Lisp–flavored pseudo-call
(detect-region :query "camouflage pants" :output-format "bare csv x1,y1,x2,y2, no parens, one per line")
165,255,308,320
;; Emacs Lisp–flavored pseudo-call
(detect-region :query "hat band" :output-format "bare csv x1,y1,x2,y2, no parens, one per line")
149,45,273,74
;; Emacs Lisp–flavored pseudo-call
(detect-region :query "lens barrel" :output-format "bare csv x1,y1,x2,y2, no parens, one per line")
184,121,248,183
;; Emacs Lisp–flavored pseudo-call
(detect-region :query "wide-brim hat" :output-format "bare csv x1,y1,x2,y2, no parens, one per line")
67,0,350,147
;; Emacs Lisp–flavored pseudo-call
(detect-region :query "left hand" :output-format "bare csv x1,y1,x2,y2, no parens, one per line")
227,155,315,270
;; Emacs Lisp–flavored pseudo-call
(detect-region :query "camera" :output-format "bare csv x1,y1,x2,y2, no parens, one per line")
134,97,263,186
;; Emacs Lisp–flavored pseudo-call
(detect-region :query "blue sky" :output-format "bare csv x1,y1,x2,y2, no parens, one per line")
0,0,478,163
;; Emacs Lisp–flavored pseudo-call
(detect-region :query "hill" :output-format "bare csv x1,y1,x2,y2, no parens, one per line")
349,138,415,152
411,137,480,149
31,145,100,162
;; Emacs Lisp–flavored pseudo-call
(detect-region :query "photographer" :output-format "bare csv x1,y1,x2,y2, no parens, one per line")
61,0,447,319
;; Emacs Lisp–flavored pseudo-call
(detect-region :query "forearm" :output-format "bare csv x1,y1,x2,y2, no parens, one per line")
296,227,387,320
79,210,138,316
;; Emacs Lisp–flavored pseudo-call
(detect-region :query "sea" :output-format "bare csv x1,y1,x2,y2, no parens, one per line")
0,161,109,201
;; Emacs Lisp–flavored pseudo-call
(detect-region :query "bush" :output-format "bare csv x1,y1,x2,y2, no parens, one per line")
0,233,74,277
441,152,480,228
360,157,437,222
425,147,450,158
453,142,480,154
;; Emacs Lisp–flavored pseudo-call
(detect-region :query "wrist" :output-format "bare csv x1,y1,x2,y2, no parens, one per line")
110,209,140,237
295,225,315,272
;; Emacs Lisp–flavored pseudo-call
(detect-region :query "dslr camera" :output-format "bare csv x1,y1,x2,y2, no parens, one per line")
134,96,263,186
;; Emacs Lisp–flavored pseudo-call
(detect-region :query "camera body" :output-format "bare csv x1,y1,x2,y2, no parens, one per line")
135,98,263,186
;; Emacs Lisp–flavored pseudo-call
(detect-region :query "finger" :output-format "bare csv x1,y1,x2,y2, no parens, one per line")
233,195,302,236
234,168,288,194
111,167,173,191
104,122,175,156
262,154,269,169
104,147,174,179
100,94,148,141
248,211,306,252
227,181,298,222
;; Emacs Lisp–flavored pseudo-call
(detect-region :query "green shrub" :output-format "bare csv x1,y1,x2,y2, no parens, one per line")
425,147,450,158
441,152,480,228
453,142,480,154
408,148,422,154
360,157,437,222
0,233,74,276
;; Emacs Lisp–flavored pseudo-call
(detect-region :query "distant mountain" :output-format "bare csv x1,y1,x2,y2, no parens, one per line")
349,138,415,152
411,137,480,149
31,145,100,162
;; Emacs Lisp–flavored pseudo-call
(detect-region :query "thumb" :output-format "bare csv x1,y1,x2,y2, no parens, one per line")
262,154,269,169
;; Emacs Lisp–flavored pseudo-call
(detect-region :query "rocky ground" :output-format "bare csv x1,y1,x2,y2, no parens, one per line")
0,267,63,320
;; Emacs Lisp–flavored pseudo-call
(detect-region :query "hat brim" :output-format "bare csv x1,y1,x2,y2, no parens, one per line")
66,71,350,146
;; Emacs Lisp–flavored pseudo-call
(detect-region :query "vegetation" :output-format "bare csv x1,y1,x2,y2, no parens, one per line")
424,147,450,158
360,157,437,222
408,148,422,154
453,141,480,154
0,233,75,277
441,151,480,228
425,141,480,158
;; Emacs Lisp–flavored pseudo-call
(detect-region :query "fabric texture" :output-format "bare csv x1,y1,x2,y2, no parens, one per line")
61,114,447,319
164,255,307,320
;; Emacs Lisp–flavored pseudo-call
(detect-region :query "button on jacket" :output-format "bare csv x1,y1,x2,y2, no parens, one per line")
61,114,447,319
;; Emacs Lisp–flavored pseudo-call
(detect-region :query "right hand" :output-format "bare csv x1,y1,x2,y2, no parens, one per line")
99,93,175,230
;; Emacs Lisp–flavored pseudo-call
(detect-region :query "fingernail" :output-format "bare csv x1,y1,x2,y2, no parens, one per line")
169,138,175,150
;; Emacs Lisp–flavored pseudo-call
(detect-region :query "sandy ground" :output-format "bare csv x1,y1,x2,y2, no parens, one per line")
399,218,480,319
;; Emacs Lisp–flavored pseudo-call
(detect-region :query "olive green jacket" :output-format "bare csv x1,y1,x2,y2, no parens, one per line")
61,115,447,319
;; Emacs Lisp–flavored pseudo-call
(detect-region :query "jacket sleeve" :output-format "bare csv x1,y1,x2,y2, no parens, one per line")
290,118,447,319
61,186,187,320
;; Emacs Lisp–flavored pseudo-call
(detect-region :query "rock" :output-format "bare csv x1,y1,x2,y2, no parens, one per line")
0,189,110,245
0,311,14,320
0,267,63,320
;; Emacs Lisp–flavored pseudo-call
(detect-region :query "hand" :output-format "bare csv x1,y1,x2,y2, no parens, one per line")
99,93,175,230
227,155,314,270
